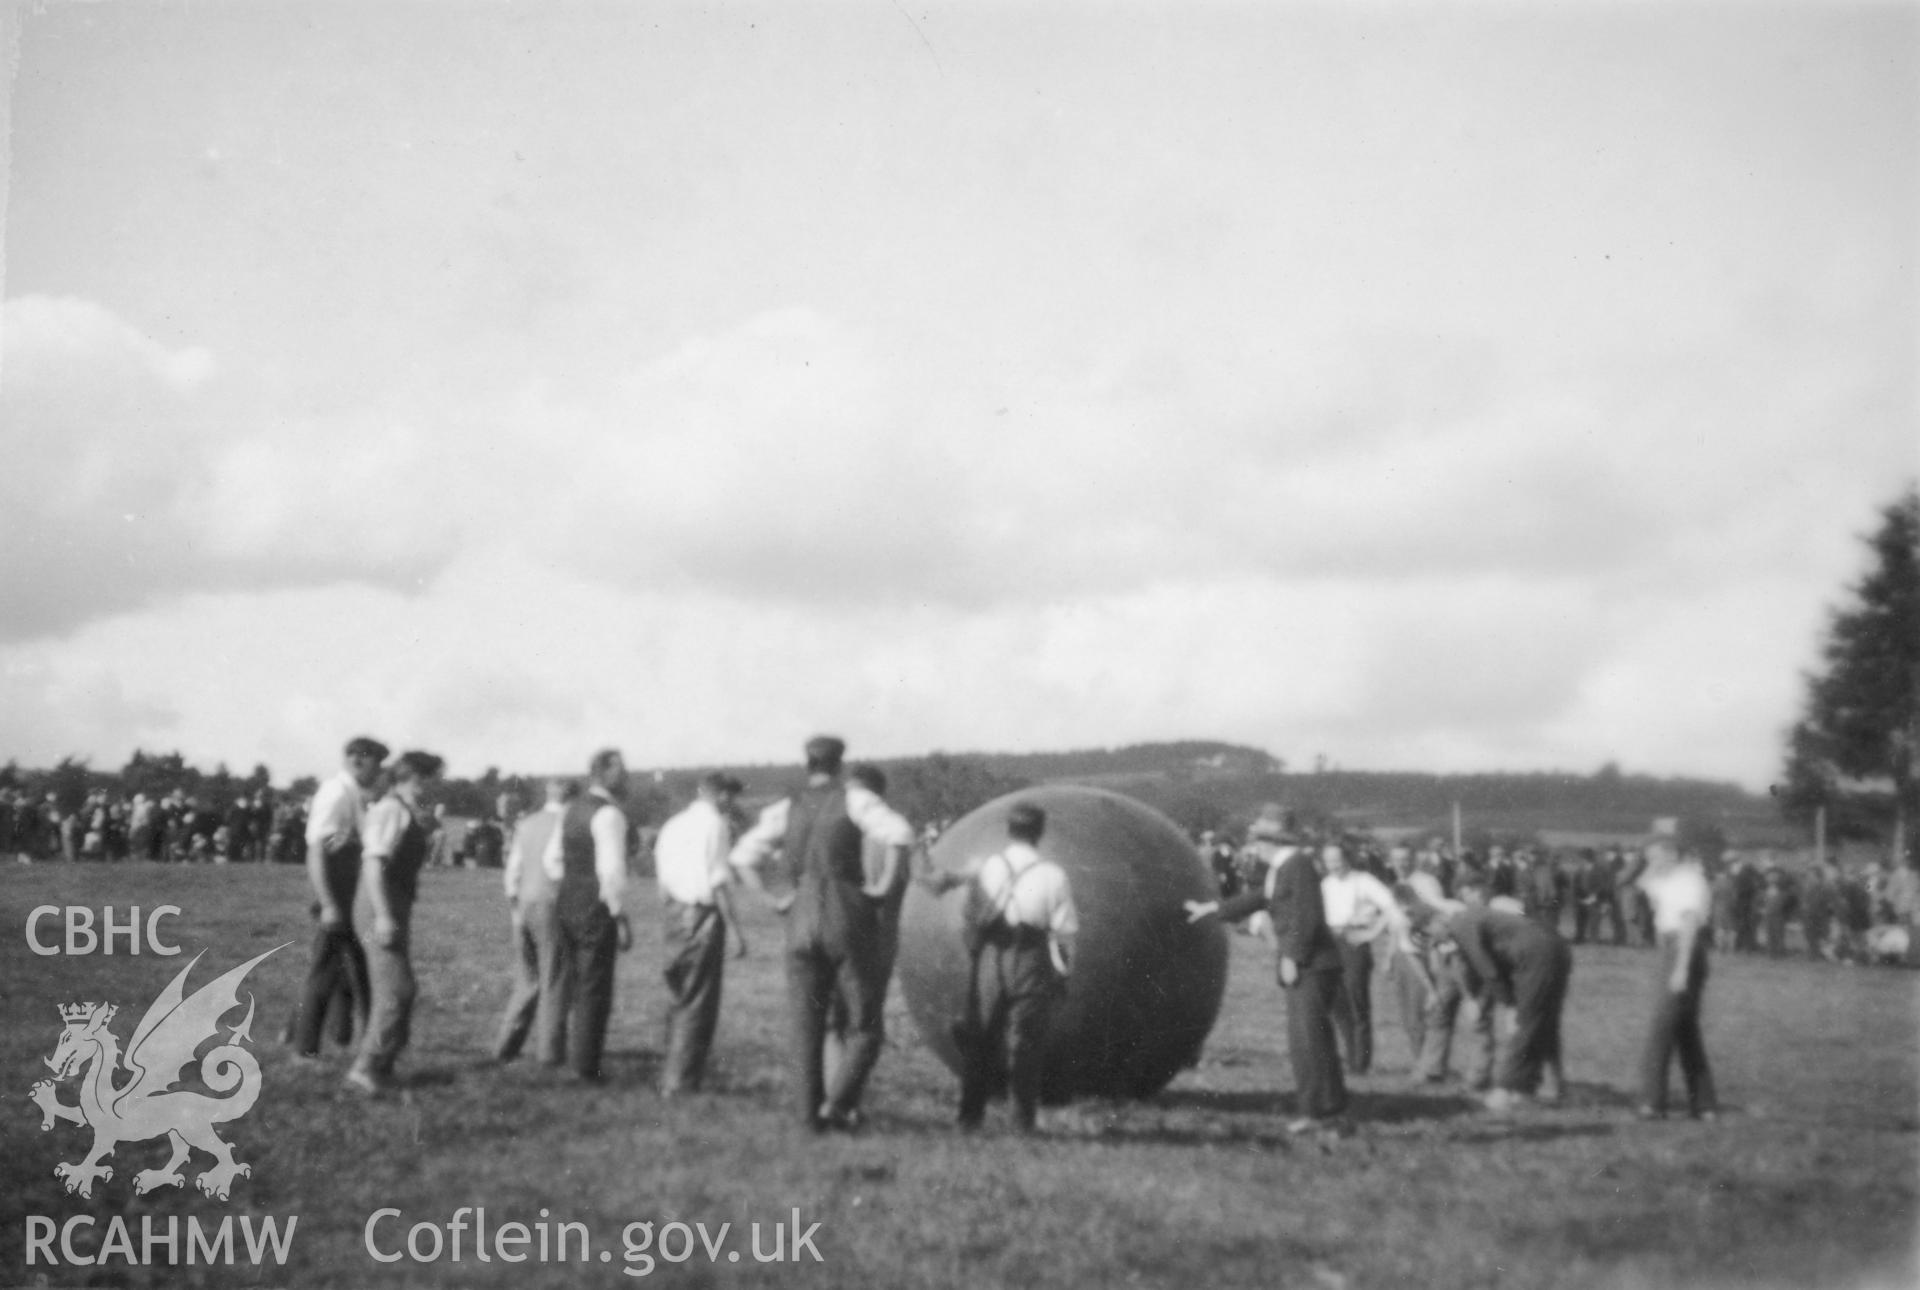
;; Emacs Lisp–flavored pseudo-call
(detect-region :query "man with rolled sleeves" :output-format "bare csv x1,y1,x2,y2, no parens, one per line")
652,772,749,1096
541,749,634,1083
954,802,1078,1134
493,777,575,1064
347,750,445,1096
1187,822,1349,1134
730,735,915,1132
290,736,387,1058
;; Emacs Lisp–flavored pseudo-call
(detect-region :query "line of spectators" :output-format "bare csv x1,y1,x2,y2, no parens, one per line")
2,786,307,865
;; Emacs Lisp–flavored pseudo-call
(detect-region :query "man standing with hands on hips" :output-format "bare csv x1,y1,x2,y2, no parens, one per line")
730,735,915,1133
1187,823,1350,1135
542,748,635,1084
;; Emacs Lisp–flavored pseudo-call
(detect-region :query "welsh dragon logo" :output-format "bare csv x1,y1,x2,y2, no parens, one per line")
29,945,288,1201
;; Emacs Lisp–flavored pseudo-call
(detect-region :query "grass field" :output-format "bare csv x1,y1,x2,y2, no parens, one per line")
3,862,1916,1289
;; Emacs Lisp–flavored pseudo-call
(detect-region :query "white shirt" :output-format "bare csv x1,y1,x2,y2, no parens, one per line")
1408,870,1453,912
540,789,631,917
504,804,563,902
1640,862,1712,935
654,798,734,907
305,771,365,848
975,841,1080,938
1321,869,1408,947
360,795,416,860
728,782,915,872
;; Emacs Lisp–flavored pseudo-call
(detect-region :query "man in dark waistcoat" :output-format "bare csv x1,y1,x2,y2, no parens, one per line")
346,750,444,1096
540,749,634,1083
1188,824,1350,1134
731,735,915,1132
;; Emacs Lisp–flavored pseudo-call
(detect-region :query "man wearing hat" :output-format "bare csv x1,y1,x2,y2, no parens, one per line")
291,736,387,1058
652,771,749,1096
1186,821,1349,1134
730,735,914,1132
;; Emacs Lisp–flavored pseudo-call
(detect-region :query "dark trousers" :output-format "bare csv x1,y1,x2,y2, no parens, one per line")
1332,940,1374,1075
1496,939,1572,1094
1285,968,1348,1120
958,931,1060,1130
661,900,727,1094
824,899,904,1091
547,905,618,1080
495,900,563,1062
785,930,883,1126
1641,934,1716,1115
293,923,368,1056
1763,912,1788,957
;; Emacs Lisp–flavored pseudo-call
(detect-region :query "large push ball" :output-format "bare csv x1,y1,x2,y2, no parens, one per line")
899,785,1229,1103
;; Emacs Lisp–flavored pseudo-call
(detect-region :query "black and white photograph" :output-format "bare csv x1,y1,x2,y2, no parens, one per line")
1,2,1914,1287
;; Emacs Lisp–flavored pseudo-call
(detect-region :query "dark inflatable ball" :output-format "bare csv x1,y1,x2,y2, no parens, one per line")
898,785,1230,1103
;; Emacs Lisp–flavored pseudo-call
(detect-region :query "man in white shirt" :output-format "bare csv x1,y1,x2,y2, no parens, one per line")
730,735,914,1132
291,736,387,1059
541,749,634,1083
347,750,444,1096
1636,836,1718,1120
1320,843,1406,1076
950,802,1078,1133
653,772,748,1096
493,777,574,1064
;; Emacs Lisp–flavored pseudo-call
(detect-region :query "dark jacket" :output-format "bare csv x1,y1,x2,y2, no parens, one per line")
1219,849,1342,974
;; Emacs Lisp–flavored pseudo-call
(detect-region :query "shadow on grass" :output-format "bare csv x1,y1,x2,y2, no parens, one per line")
1156,1086,1483,1125
1448,1121,1618,1145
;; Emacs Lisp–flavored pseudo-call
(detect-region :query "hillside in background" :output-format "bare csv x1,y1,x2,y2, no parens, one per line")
674,740,1794,851
6,739,1800,853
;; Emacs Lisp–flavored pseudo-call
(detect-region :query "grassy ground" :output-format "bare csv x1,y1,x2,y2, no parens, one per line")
3,862,1915,1289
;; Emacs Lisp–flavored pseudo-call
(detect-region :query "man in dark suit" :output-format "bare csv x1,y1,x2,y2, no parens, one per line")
1187,824,1349,1134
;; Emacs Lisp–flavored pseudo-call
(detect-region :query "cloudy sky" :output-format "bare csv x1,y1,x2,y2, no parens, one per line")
1,2,1912,788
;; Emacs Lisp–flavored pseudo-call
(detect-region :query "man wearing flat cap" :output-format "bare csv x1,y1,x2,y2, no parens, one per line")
291,735,387,1059
731,735,914,1131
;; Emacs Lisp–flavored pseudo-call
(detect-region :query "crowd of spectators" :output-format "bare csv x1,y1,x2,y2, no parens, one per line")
2,786,308,865
1198,826,1917,967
